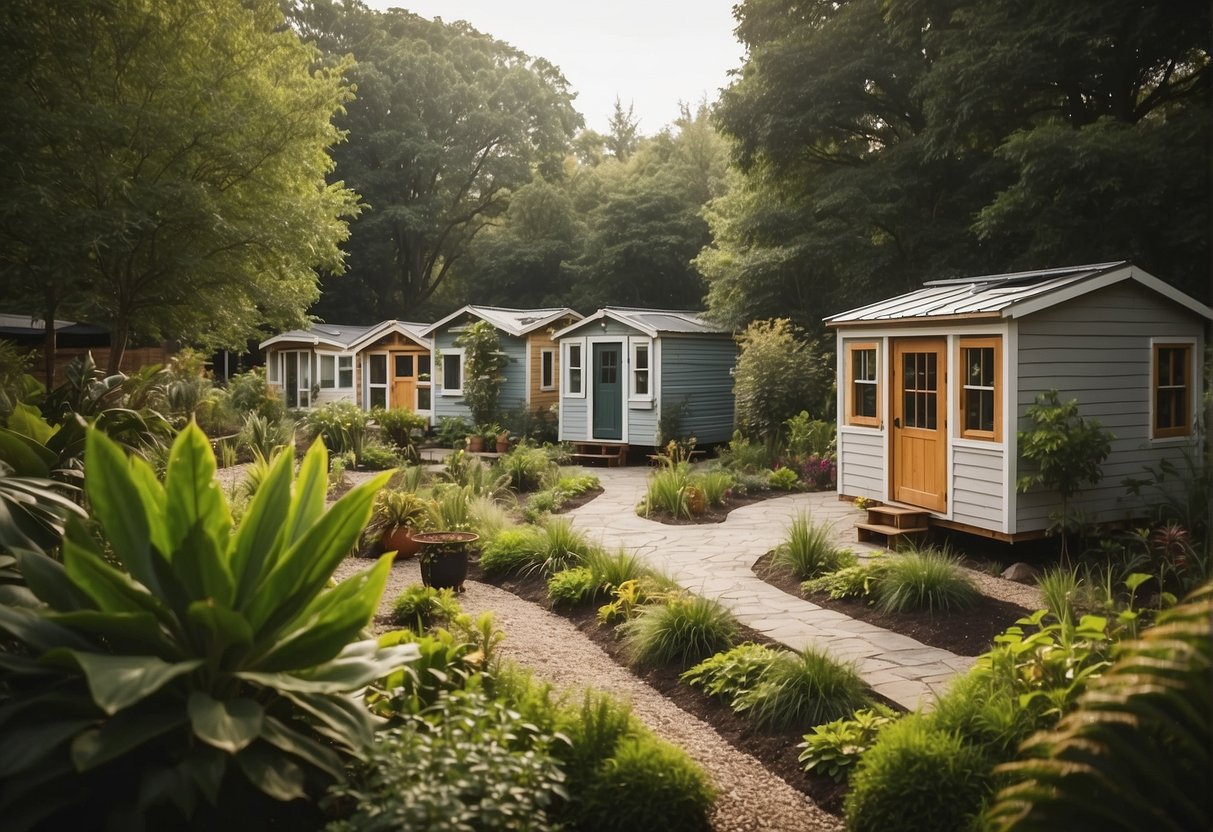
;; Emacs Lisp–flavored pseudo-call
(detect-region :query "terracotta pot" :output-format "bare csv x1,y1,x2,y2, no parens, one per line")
382,526,421,560
685,485,707,515
495,440,510,454
413,531,480,592
466,434,485,453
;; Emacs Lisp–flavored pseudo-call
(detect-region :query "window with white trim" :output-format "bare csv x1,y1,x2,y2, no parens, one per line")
540,348,555,390
319,354,336,389
441,350,464,396
338,355,353,388
631,341,650,397
1153,342,1193,439
267,353,279,383
318,354,354,390
566,343,583,396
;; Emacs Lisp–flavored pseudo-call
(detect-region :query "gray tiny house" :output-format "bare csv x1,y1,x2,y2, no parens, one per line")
553,308,737,448
826,262,1211,541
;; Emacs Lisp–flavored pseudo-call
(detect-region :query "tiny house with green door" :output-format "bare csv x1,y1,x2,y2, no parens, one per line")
553,308,737,448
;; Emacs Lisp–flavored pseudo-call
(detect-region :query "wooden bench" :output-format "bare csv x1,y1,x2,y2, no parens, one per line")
568,442,628,467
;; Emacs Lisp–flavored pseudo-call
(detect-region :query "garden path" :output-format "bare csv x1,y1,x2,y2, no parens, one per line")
562,466,976,710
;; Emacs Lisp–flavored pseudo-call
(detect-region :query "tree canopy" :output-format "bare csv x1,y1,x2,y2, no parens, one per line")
0,0,359,372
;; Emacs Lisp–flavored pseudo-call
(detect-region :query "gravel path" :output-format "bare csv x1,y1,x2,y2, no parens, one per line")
334,556,844,832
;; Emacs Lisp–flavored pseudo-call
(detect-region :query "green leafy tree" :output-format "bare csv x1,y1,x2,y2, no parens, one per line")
292,1,582,320
733,319,830,450
606,97,641,162
0,0,360,373
454,320,509,427
0,426,415,829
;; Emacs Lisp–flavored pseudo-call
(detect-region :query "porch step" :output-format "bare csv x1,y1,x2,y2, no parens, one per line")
866,505,929,530
856,522,930,546
568,442,628,467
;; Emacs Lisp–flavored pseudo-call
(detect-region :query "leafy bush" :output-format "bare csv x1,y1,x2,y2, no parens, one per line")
225,366,285,422
697,469,734,506
642,464,692,518
435,416,473,448
238,411,294,460
873,547,980,613
371,406,426,460
718,431,774,472
682,643,781,702
0,426,414,829
327,689,567,832
733,319,829,448
356,440,401,470
802,560,891,600
798,708,898,782
497,440,553,492
548,566,598,606
367,627,487,718
785,410,835,458
454,320,509,426
620,594,737,667
797,454,836,490
844,718,993,832
773,511,857,579
768,465,799,491
391,584,462,631
581,735,714,832
304,401,369,458
732,647,871,732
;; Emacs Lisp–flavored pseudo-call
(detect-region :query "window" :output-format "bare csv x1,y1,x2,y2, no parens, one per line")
337,356,353,388
845,342,879,427
319,354,354,390
416,386,432,411
566,343,583,396
395,354,413,378
1153,342,1192,439
958,337,1001,441
540,349,555,390
319,354,336,389
267,353,278,383
441,351,463,395
365,353,388,410
417,355,431,379
632,342,650,397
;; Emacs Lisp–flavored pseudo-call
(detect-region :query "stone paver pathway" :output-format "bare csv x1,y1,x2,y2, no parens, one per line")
565,467,975,710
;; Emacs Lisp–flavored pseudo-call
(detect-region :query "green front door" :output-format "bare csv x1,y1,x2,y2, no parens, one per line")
592,342,622,440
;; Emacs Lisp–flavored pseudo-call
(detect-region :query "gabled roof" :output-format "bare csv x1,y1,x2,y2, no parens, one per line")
346,320,430,351
552,307,729,339
420,305,582,338
259,322,379,350
825,262,1213,326
0,313,109,337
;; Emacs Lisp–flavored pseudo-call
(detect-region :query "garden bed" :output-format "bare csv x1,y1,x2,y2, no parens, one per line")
641,489,788,525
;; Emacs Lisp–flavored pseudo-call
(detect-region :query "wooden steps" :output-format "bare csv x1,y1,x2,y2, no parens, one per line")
568,442,628,467
856,504,930,547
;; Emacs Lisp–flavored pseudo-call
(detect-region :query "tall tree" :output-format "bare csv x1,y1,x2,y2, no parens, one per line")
606,97,641,162
292,1,582,321
0,0,359,372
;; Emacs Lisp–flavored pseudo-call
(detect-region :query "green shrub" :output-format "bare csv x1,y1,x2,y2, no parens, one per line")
0,426,413,830
582,735,714,832
620,594,737,667
597,576,675,626
372,406,426,461
802,560,890,600
548,689,637,803
733,319,829,448
498,441,553,491
785,410,836,458
583,547,649,595
718,431,774,472
391,584,462,630
696,469,734,506
1036,565,1079,625
367,628,486,718
225,366,285,422
642,464,692,518
426,484,473,531
466,494,514,540
304,401,369,457
798,707,898,782
732,646,871,732
435,416,473,448
238,410,294,460
357,440,401,470
845,718,993,832
327,689,567,832
548,566,598,607
774,511,858,579
681,642,781,702
538,517,597,576
873,548,980,613
768,465,799,491
480,526,549,575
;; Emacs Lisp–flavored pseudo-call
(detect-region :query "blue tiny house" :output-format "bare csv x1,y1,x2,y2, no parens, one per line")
420,306,582,425
554,308,737,448
826,262,1211,541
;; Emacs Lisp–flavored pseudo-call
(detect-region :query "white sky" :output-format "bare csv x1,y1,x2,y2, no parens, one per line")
362,1,744,134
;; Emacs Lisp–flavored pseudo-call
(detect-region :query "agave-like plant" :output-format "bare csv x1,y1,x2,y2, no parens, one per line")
0,424,416,830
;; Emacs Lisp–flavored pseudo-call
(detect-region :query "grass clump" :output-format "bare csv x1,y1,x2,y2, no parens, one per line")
872,547,980,613
772,511,857,579
697,470,734,506
620,595,737,667
479,526,549,576
1036,565,1080,625
641,464,692,518
732,647,871,732
390,584,462,631
581,735,714,832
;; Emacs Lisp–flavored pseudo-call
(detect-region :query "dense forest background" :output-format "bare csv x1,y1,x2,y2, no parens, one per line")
3,0,1209,360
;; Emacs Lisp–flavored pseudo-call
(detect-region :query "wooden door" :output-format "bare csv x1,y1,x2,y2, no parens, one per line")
592,342,622,440
391,352,415,411
891,338,947,511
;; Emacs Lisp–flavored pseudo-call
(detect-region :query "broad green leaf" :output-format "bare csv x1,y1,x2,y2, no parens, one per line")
71,707,184,771
53,651,202,716
179,744,227,806
259,715,345,779
13,550,94,612
238,640,418,694
1124,572,1153,593
128,455,169,556
0,604,94,653
281,438,329,548
245,471,389,634
82,430,162,596
163,423,230,559
45,611,172,655
188,692,264,753
6,403,57,446
253,554,393,672
185,600,253,662
229,446,292,610
167,517,234,608
235,742,307,801
63,535,169,620
0,717,97,778
279,690,377,751
0,428,54,476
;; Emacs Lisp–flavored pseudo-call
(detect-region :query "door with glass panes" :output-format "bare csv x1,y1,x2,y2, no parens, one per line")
890,338,947,511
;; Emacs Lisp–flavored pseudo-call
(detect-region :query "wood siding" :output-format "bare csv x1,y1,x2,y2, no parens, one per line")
432,321,527,424
1014,282,1205,531
658,336,737,444
527,330,562,413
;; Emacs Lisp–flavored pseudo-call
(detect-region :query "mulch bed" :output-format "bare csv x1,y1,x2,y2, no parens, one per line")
751,552,1033,657
643,489,790,525
470,561,849,816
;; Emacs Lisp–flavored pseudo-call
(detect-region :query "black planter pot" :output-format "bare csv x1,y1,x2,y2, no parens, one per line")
413,531,479,592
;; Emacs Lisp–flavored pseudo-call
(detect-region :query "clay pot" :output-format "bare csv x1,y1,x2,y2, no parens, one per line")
382,526,421,560
466,434,485,452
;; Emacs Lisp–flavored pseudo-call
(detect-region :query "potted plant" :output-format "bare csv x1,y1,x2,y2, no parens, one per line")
465,432,485,453
362,489,432,559
412,530,479,591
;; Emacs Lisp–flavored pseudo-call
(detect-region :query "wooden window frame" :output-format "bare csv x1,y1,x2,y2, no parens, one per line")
844,341,880,427
957,336,1001,442
1152,341,1193,439
394,354,414,379
540,348,556,390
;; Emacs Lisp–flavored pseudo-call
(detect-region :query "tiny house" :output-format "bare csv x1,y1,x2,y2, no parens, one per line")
553,308,737,448
826,262,1211,540
260,320,432,416
419,306,582,425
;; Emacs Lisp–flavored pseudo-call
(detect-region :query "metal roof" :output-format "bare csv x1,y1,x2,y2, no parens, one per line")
0,314,108,336
259,322,379,350
825,262,1213,325
420,305,581,338
553,307,728,339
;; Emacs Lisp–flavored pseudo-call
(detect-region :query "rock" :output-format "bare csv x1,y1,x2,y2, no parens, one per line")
1001,562,1038,583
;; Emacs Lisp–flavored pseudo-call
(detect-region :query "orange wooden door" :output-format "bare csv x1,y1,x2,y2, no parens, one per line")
390,352,416,410
890,338,947,511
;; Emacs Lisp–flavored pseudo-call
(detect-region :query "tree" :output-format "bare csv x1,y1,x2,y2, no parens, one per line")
733,319,830,449
606,97,641,162
0,0,359,373
292,1,582,321
454,320,508,428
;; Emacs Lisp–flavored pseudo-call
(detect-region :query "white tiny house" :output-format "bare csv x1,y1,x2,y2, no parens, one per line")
826,262,1211,541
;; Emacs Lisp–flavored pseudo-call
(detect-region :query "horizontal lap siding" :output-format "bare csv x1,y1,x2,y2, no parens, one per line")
659,336,738,445
432,327,526,423
952,445,1005,529
1015,282,1205,531
839,429,883,497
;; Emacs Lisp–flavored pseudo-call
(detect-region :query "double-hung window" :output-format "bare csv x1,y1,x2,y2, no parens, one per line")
566,343,584,397
958,337,1001,441
844,342,879,427
540,348,556,390
441,350,464,396
631,341,650,399
1153,342,1193,439
318,354,354,390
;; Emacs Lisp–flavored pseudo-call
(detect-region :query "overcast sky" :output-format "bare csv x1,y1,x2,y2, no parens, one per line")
362,1,745,135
